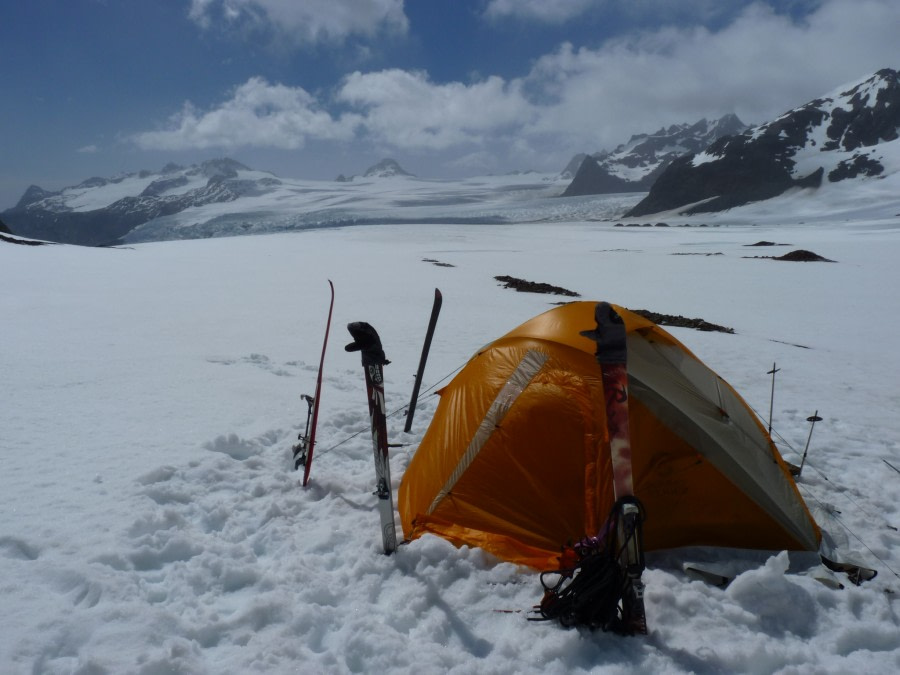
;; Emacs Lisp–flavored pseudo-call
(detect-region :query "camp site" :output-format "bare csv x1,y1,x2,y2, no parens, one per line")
4,214,899,672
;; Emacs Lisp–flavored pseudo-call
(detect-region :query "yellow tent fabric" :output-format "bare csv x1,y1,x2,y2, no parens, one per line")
398,301,820,570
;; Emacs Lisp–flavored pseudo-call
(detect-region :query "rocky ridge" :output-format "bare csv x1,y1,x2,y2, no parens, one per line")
561,114,747,196
627,68,900,217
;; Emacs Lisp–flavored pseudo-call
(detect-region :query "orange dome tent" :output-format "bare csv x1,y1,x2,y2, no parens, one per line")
398,301,821,570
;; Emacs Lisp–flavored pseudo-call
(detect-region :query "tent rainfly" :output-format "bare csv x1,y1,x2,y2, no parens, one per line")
399,301,822,570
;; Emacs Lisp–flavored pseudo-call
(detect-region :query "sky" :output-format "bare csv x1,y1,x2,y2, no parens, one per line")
1,0,898,209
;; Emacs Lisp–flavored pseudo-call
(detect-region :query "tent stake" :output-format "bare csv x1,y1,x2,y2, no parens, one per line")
797,411,822,477
767,362,780,435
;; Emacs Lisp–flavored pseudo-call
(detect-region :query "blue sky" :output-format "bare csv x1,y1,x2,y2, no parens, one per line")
1,0,897,209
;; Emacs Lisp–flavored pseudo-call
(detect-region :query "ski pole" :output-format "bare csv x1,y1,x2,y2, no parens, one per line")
404,288,442,433
797,411,822,477
767,362,780,435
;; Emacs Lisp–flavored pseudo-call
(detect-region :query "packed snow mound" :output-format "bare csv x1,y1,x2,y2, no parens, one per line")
628,68,900,217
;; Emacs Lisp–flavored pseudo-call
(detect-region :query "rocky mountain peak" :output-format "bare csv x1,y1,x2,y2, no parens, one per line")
561,113,747,196
627,68,900,217
363,158,414,178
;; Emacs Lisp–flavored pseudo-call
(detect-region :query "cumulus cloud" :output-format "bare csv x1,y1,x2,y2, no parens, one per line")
188,0,407,45
337,70,534,149
131,77,360,151
522,0,900,148
138,0,898,172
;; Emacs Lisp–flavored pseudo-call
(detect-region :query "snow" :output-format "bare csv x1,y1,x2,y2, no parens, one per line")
121,172,612,243
62,174,161,211
3,187,900,672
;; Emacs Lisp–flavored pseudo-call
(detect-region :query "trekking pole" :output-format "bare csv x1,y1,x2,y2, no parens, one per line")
767,362,780,435
797,411,822,477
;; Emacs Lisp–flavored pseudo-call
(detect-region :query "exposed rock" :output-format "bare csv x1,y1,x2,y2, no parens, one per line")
494,275,580,297
630,309,735,334
560,153,588,180
775,249,836,262
828,154,884,181
561,114,747,197
744,249,836,262
363,158,414,178
0,232,49,246
627,69,900,217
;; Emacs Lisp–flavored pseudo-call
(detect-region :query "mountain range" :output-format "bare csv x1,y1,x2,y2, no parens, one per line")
561,114,748,196
3,158,277,246
3,68,898,244
337,158,415,182
627,68,900,217
2,158,424,246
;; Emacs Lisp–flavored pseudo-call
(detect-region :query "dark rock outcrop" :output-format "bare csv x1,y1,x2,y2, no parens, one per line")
627,68,900,217
562,114,747,197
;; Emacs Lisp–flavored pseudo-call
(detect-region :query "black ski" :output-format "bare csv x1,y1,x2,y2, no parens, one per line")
293,280,334,486
404,288,442,433
345,322,398,554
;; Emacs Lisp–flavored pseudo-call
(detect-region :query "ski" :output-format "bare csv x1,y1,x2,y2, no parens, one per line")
293,280,334,487
582,302,647,635
404,288,443,433
345,321,398,554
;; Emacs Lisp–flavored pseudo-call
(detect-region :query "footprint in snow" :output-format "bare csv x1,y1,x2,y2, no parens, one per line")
0,535,41,561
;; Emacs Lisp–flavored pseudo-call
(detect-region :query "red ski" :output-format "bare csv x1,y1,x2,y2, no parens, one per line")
293,280,334,487
583,302,647,634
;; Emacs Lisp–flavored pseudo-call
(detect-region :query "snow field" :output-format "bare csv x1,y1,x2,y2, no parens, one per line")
2,217,900,673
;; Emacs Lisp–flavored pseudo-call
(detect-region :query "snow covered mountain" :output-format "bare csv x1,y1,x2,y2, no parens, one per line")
1,159,583,246
627,68,900,217
336,158,415,182
561,114,748,196
363,157,415,178
2,158,282,246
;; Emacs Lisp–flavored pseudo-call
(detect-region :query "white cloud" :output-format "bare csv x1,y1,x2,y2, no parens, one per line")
521,0,899,145
482,0,751,24
336,70,534,149
77,145,99,154
139,0,898,174
188,0,407,45
483,0,596,23
132,77,360,151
